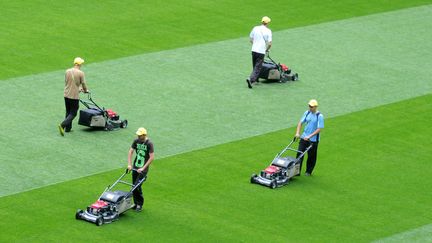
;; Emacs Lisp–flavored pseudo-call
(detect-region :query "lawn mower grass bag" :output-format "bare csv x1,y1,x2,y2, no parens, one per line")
78,108,106,127
78,92,128,131
259,55,299,82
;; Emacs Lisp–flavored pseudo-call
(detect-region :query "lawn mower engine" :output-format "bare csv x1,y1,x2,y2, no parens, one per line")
279,64,299,82
105,109,124,130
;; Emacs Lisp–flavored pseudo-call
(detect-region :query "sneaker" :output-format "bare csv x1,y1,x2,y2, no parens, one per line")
135,205,143,212
246,79,252,89
58,124,65,136
305,172,311,176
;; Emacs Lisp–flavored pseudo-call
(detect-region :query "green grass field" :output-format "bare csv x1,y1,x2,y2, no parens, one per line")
1,94,431,242
1,1,431,242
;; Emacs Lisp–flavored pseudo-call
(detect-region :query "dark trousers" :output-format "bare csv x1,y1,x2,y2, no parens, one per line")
296,138,319,175
61,97,79,132
132,170,148,206
249,52,265,83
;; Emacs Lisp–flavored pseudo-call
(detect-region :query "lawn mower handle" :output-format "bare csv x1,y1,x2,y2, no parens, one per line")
99,168,147,200
83,91,92,100
79,92,104,111
273,137,307,160
266,52,278,65
274,137,297,159
79,90,91,97
126,168,143,174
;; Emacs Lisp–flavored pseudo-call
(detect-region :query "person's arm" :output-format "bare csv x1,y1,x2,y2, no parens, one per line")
127,148,134,171
80,73,89,93
81,83,88,93
295,121,302,138
138,152,154,173
304,128,322,141
265,30,272,53
304,114,324,141
296,111,308,138
249,27,255,44
266,41,272,53
304,114,324,140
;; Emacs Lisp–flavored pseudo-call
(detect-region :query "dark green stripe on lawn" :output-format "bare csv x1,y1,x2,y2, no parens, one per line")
1,94,431,242
1,0,432,79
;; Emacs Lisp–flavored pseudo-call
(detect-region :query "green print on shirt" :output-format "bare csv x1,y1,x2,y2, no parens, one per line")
135,143,147,167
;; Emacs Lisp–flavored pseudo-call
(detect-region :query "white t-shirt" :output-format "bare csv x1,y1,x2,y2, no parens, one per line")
249,25,272,54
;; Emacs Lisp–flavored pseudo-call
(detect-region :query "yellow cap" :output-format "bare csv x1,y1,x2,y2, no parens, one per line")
308,99,318,107
261,16,271,24
74,57,85,65
136,127,147,136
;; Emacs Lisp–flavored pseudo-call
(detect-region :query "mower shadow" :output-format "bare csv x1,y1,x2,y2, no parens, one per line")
258,80,296,86
79,127,107,133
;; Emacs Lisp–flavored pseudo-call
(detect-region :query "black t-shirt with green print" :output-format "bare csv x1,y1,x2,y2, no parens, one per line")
131,138,154,171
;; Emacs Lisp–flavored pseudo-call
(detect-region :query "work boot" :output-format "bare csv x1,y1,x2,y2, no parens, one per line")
246,79,252,89
58,124,65,136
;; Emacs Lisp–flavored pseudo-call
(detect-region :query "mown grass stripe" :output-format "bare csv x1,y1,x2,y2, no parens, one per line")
373,224,432,242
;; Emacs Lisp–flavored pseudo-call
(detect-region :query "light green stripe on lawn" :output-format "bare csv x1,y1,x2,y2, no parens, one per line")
0,5,431,197
373,224,432,242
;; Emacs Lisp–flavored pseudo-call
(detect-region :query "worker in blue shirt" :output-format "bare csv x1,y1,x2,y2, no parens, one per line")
295,99,324,176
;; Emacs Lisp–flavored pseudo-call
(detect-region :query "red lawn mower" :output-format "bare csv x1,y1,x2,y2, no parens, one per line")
250,138,311,189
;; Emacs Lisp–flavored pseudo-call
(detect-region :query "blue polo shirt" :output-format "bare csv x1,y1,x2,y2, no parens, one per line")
300,110,324,142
